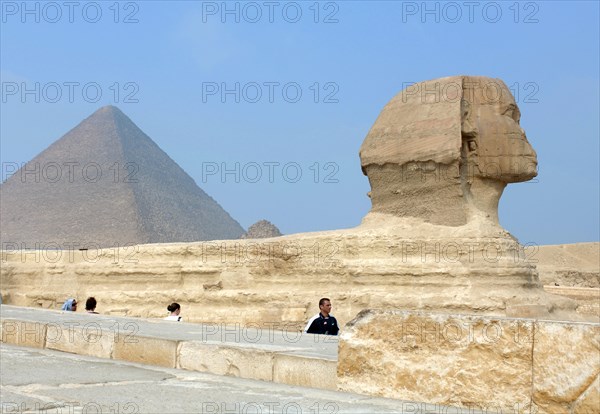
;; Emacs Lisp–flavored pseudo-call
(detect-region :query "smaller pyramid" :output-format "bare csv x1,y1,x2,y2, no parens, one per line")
0,106,245,247
241,220,283,239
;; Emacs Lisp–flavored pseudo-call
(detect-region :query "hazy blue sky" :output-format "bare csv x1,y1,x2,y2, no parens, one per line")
1,1,598,245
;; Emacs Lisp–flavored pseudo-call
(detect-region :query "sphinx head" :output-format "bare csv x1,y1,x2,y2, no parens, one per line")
360,76,537,226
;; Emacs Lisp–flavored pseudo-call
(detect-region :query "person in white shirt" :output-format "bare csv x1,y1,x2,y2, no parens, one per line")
164,302,182,321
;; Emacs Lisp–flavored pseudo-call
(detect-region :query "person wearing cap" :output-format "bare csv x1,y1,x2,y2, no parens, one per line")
304,298,339,335
61,298,77,311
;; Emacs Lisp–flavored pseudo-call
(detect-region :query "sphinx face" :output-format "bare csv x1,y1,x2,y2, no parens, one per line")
463,79,538,183
359,76,539,225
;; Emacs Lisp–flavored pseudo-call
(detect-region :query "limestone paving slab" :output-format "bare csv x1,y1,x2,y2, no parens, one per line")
0,344,479,414
0,344,173,387
0,391,53,413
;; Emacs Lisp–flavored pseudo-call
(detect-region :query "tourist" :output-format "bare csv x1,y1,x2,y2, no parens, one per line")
164,302,182,321
304,298,339,335
85,297,99,314
61,298,77,311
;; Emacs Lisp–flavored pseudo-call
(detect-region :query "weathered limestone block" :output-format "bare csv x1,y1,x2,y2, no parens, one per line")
533,321,600,413
273,354,337,390
178,342,274,381
45,323,114,359
0,319,46,349
338,310,533,411
338,310,600,412
573,375,600,414
113,335,178,368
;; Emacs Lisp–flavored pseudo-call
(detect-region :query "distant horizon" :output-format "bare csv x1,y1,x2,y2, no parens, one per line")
2,1,598,245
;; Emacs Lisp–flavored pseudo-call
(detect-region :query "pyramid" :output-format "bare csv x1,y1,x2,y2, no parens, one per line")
241,220,282,239
0,106,245,248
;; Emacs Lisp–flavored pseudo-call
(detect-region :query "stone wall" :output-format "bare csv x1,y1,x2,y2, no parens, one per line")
338,310,600,414
0,216,583,328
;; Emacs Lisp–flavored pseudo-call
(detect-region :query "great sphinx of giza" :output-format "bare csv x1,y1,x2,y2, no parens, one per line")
0,76,580,325
361,75,538,226
355,75,574,318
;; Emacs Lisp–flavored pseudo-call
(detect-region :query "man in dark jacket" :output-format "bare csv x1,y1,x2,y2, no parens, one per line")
304,298,339,335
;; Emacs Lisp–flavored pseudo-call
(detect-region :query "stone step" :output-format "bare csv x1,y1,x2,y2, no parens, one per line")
0,305,337,390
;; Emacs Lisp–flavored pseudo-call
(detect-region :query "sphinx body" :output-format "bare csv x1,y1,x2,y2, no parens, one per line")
0,77,580,326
